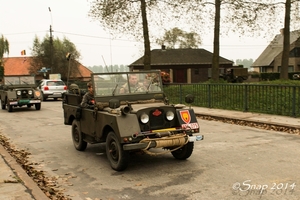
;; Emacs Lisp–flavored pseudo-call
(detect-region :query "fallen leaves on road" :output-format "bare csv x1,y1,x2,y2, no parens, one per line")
0,134,71,200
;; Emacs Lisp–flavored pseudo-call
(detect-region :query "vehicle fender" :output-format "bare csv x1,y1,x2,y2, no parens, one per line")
7,91,17,99
115,114,140,137
97,113,140,138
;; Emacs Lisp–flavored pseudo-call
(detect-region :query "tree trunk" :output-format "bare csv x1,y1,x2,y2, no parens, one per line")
212,0,221,81
140,0,151,70
281,0,291,80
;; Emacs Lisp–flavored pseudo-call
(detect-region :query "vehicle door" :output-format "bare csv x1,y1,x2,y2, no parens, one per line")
80,107,97,136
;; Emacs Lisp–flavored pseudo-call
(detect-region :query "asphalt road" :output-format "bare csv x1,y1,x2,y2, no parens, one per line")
0,101,299,200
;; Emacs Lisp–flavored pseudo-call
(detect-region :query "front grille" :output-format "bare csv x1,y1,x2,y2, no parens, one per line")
17,90,33,99
149,108,164,130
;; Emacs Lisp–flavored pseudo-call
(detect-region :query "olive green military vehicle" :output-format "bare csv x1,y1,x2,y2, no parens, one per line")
63,71,203,171
0,76,42,112
221,68,248,83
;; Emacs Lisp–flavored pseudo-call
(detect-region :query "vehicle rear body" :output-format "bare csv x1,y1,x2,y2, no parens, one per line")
38,79,67,100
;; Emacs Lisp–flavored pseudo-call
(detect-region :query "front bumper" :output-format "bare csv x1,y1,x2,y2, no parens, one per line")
123,135,203,151
9,99,41,105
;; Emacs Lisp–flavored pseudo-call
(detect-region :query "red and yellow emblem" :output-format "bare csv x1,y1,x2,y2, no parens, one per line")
179,110,191,124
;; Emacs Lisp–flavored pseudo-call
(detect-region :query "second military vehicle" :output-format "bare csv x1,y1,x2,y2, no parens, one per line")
0,75,42,112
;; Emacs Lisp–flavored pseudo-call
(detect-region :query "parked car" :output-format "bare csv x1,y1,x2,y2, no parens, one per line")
63,70,204,171
37,79,67,101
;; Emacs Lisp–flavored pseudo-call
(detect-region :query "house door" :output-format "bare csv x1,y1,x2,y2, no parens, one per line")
174,69,187,83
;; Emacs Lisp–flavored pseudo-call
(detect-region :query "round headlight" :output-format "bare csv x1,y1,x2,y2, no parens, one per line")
166,111,175,121
28,90,33,95
140,113,149,124
17,91,21,95
35,91,41,97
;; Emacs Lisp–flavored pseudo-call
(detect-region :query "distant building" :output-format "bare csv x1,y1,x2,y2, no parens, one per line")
252,30,300,73
128,47,233,83
2,57,92,82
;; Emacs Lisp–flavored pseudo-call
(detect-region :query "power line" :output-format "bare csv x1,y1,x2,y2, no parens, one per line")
54,31,138,42
2,31,47,35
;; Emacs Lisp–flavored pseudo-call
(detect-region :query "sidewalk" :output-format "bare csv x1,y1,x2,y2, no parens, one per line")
193,107,300,130
0,145,49,200
0,107,299,200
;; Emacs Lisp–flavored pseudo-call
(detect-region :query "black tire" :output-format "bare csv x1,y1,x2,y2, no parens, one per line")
54,98,58,101
41,93,46,101
6,99,13,112
171,142,194,160
71,120,87,151
236,77,243,83
35,103,41,110
7,104,13,112
27,104,32,108
1,99,5,110
106,131,129,171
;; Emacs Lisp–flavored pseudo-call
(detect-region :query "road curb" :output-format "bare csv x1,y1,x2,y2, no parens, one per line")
196,113,300,133
0,145,49,200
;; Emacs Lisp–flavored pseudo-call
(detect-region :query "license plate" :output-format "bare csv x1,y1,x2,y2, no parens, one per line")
30,100,41,103
181,123,199,129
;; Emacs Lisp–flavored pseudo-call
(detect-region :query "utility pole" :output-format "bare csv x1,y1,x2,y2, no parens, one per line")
49,7,54,74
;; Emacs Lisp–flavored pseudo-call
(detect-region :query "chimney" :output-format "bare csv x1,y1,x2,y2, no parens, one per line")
161,44,166,50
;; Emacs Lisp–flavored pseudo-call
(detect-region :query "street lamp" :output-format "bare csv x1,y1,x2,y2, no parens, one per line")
66,53,72,88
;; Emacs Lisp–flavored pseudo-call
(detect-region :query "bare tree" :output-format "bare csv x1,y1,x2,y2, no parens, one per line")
281,0,291,80
89,0,158,70
157,27,201,49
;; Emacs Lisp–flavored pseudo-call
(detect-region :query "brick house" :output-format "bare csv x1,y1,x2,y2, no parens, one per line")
2,57,92,82
128,48,233,83
252,30,300,73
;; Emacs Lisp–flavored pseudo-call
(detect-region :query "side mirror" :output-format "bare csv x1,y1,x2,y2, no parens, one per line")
109,98,120,109
185,94,194,104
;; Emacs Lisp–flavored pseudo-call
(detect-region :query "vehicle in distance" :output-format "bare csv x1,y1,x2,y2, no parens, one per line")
0,76,42,112
37,79,67,101
63,70,204,171
220,68,248,83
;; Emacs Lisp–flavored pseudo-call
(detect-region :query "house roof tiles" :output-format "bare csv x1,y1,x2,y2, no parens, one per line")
252,30,300,67
129,48,233,66
2,57,92,78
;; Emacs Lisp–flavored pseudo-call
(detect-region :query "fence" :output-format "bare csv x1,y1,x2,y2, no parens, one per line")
163,83,300,118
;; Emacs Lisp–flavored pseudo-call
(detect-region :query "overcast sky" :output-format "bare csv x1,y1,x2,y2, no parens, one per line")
0,0,278,67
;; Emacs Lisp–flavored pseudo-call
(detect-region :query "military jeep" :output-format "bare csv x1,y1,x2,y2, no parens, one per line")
0,76,42,112
63,71,203,171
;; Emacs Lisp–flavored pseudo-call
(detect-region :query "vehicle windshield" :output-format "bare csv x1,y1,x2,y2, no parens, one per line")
92,71,163,97
4,76,35,86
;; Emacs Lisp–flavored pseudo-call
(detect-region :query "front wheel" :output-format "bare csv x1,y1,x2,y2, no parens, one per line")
106,131,129,171
72,120,87,151
35,103,41,110
171,142,194,160
7,101,13,112
1,99,5,110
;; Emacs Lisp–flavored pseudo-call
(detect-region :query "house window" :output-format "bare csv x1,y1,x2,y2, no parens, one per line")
260,67,267,73
278,66,294,72
195,69,199,75
289,47,300,57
